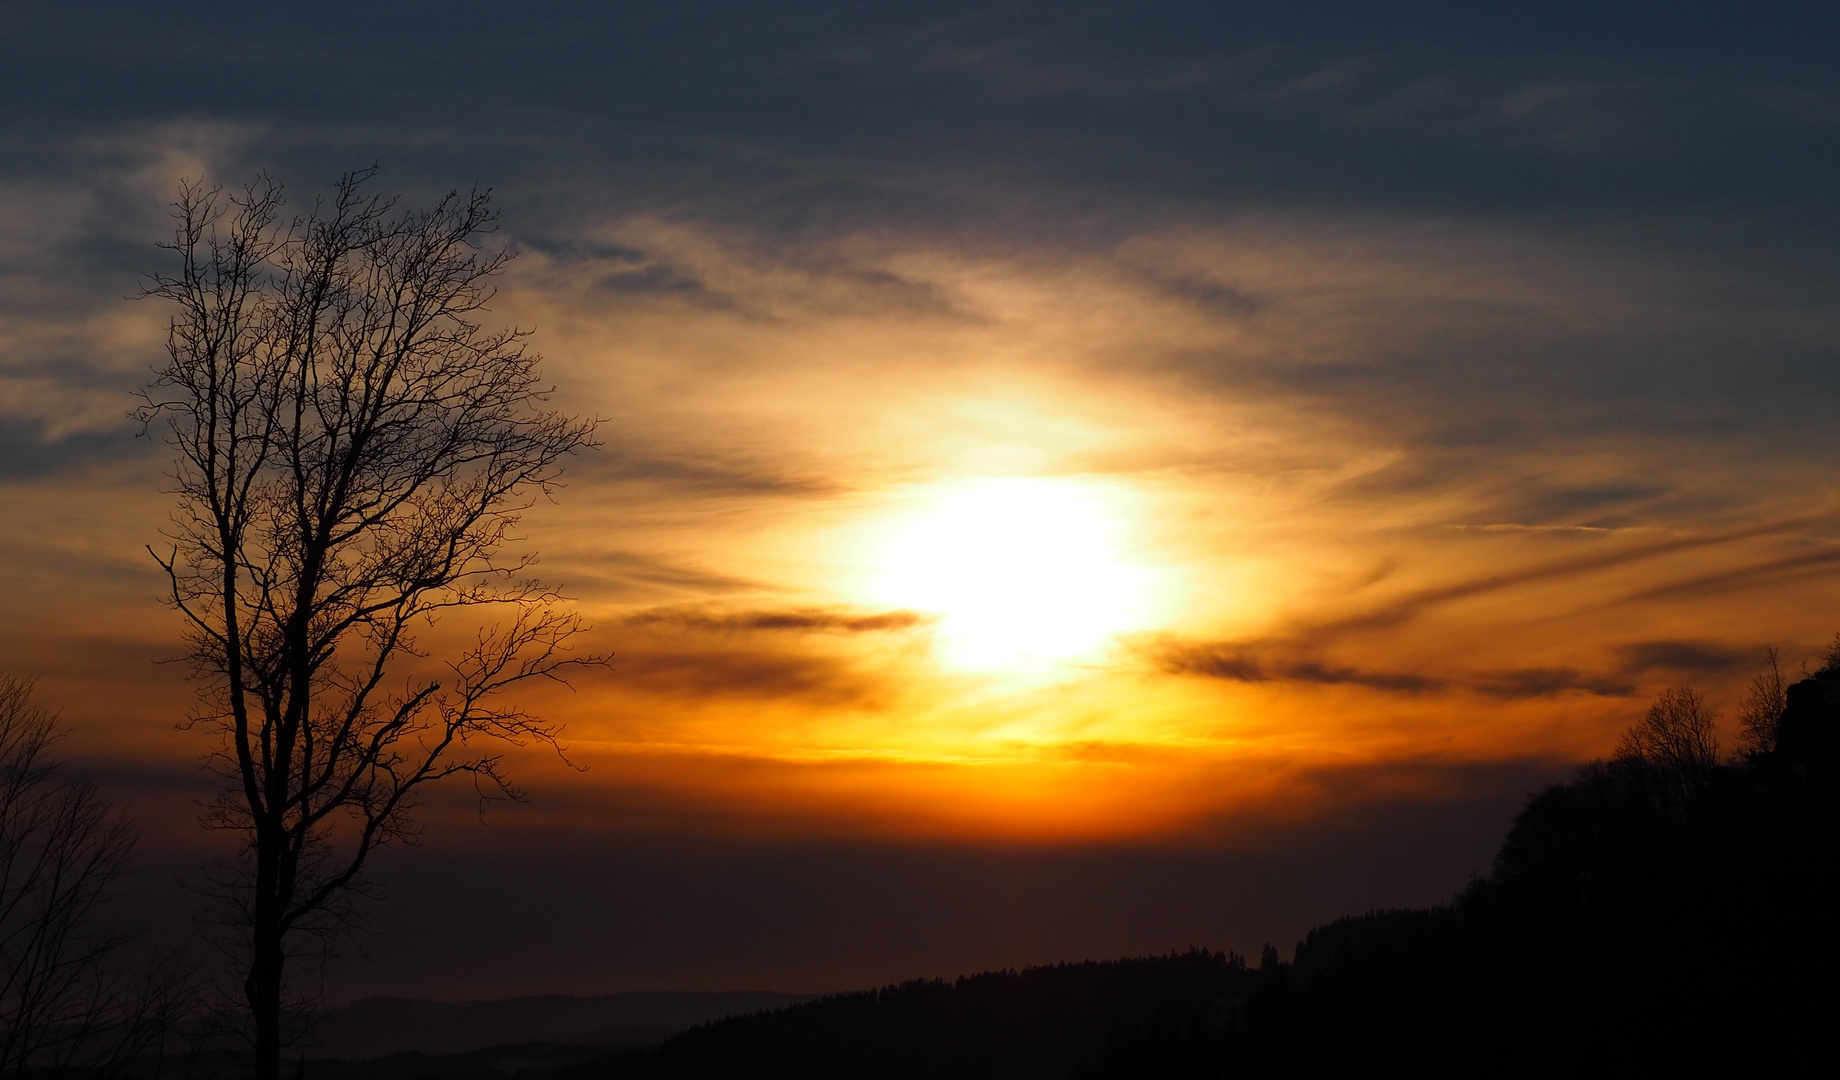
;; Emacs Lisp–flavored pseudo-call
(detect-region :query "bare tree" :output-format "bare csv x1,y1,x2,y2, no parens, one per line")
1735,646,1788,759
136,168,600,1080
1812,631,1840,675
1616,684,1719,808
0,674,194,1077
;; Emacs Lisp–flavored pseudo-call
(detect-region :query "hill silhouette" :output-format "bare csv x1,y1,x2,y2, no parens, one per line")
306,991,815,1059
549,670,1840,1079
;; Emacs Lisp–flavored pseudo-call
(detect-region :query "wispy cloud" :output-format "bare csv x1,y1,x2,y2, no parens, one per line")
1152,632,1763,702
607,647,890,707
1303,512,1840,639
622,606,932,635
1154,641,1448,694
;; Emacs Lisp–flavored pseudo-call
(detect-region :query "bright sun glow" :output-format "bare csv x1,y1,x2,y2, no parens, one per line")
868,478,1155,671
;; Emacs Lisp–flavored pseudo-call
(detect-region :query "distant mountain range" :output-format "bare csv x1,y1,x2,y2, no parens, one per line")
307,991,818,1059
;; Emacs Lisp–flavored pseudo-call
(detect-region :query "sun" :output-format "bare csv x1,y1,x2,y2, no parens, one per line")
867,477,1155,671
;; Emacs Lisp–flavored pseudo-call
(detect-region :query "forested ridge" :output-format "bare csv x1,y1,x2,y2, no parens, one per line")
561,663,1840,1079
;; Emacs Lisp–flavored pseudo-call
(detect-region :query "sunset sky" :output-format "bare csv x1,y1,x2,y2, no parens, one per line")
4,2,1840,999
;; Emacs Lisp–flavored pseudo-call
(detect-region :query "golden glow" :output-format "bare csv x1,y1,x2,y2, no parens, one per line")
861,478,1157,672
18,209,1840,848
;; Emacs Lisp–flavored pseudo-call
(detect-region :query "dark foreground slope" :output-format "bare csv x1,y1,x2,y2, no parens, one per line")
563,675,1840,1079
565,951,1260,1080
307,991,815,1059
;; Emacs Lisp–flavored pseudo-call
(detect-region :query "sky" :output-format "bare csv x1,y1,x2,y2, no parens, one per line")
4,1,1840,1000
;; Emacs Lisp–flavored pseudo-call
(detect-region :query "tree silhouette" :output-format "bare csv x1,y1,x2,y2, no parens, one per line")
0,675,193,1077
136,168,600,1080
1613,684,1717,808
1735,646,1787,758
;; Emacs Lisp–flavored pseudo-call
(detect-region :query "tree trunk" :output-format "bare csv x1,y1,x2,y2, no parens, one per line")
246,842,285,1080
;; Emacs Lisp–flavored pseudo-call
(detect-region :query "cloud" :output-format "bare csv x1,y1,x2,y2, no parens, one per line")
609,647,887,706
1133,268,1261,318
585,255,732,307
562,551,765,595
1152,636,1755,701
0,420,140,480
1612,547,1840,605
577,440,840,498
1154,641,1447,694
1469,668,1636,700
622,606,932,635
1612,639,1751,677
1302,511,1840,639
1153,638,1652,701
